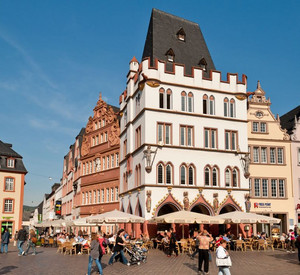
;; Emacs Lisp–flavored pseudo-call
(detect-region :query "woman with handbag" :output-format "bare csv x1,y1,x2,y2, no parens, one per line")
216,239,231,275
25,229,37,255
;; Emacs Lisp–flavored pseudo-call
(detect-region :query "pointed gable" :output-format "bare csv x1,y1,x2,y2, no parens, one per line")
142,8,215,76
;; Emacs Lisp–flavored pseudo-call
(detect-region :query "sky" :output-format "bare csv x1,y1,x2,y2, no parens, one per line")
0,0,299,206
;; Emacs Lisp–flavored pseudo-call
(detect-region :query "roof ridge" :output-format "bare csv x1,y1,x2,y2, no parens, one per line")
152,8,198,26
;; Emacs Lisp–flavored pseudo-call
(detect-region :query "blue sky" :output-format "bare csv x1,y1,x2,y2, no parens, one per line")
0,1,299,206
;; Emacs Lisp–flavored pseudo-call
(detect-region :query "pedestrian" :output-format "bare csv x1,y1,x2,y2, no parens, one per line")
197,230,213,275
25,229,37,255
17,228,28,256
87,233,103,275
168,228,178,257
14,231,18,246
108,229,130,266
190,232,200,260
98,232,107,264
216,239,231,275
287,229,296,253
1,228,10,254
295,233,300,264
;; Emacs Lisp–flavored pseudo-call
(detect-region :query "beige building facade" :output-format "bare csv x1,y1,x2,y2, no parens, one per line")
0,141,27,236
248,82,294,234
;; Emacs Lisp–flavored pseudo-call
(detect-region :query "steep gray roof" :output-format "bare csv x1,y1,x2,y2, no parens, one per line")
0,140,27,173
280,105,300,135
142,9,215,76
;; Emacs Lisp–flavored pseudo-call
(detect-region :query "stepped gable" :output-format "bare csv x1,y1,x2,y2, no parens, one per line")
280,105,300,135
142,8,215,76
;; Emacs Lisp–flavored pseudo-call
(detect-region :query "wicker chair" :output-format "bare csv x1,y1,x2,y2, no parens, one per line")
56,241,64,253
235,240,244,251
48,238,54,247
257,239,266,251
266,239,274,251
81,244,90,255
64,242,76,255
244,239,253,251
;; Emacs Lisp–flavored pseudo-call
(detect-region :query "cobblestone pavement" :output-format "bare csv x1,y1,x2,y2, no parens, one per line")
0,244,299,275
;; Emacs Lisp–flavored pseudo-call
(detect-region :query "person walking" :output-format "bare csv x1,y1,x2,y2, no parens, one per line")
108,229,130,266
168,228,178,257
287,229,296,253
14,231,18,246
87,233,103,275
98,232,107,264
295,233,300,264
17,228,28,256
197,230,213,275
216,239,231,275
25,229,37,255
190,232,200,260
1,228,10,254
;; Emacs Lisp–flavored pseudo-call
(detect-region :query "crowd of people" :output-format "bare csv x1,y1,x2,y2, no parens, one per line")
1,225,300,274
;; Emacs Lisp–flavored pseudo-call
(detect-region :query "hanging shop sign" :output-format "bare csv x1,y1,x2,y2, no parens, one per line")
55,200,62,216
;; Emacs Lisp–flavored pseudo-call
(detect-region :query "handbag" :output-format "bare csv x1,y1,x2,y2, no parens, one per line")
31,237,37,244
216,256,232,267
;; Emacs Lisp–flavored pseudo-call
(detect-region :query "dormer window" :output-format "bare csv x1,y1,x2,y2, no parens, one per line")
165,48,175,63
199,58,207,71
176,28,186,42
7,158,14,168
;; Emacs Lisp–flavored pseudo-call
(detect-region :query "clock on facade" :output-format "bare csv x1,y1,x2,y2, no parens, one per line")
255,111,264,118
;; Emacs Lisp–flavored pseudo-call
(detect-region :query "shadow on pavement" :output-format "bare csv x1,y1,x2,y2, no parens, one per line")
183,262,198,272
0,266,18,275
267,251,299,265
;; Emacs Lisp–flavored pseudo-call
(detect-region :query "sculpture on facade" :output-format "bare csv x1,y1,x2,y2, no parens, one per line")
241,153,250,178
143,146,156,172
146,190,152,212
213,193,219,213
183,192,189,210
96,158,101,172
245,194,251,213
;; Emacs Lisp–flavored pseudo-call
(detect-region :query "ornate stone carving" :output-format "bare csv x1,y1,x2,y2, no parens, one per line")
245,194,251,213
213,193,219,213
81,136,90,156
146,190,152,213
183,192,189,210
108,121,120,146
85,116,93,134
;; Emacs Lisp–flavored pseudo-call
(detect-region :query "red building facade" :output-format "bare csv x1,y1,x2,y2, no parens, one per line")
80,94,120,220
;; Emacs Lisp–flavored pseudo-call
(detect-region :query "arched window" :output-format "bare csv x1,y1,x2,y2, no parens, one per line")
166,164,172,184
181,91,187,111
232,168,238,187
188,166,194,185
205,167,210,186
188,92,194,112
158,163,164,184
224,97,229,117
209,95,215,115
212,167,218,186
203,94,208,114
225,168,231,187
166,89,172,110
180,165,186,185
159,88,165,109
230,98,235,117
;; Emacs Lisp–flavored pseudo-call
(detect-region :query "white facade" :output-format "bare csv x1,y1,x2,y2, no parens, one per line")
119,58,250,221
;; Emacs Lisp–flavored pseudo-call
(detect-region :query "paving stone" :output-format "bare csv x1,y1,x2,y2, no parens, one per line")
0,244,299,275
